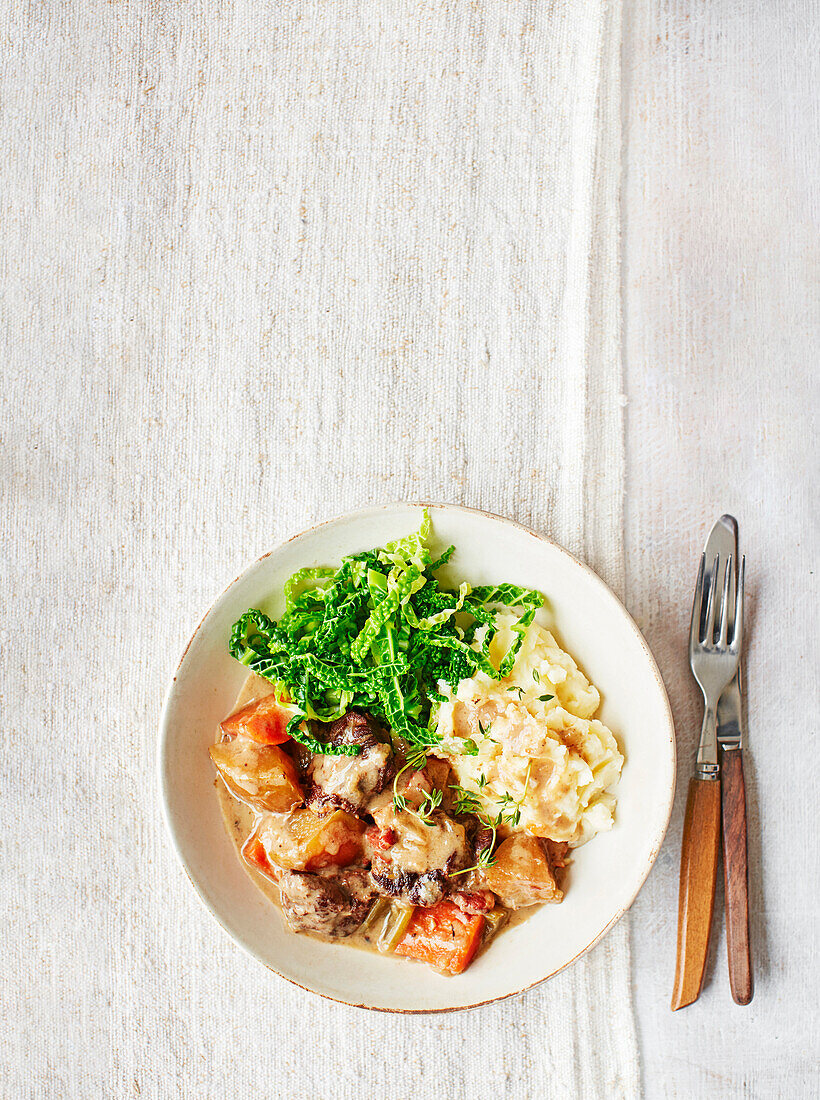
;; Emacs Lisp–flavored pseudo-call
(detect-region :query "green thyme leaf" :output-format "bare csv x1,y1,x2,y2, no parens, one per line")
415,787,443,826
477,718,494,739
449,784,482,817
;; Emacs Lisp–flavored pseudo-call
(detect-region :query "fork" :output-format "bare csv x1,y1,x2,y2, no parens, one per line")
671,551,745,1010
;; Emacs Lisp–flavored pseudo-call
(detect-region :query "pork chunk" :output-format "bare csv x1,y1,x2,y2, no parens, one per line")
307,710,393,815
366,786,470,906
278,867,377,937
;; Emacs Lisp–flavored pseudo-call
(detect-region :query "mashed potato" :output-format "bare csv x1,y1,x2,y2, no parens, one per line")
434,614,623,847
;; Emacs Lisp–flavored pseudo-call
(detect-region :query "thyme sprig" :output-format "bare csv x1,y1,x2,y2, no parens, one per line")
493,759,533,828
450,784,483,817
391,755,444,827
449,757,534,874
415,787,443,827
451,841,499,877
448,784,502,875
450,802,503,877
391,744,429,814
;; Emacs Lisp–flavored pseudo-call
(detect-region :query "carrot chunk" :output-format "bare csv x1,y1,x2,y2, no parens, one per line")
221,694,294,745
241,832,278,882
395,900,485,975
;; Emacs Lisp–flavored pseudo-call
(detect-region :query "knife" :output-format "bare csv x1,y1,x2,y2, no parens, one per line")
704,515,753,1005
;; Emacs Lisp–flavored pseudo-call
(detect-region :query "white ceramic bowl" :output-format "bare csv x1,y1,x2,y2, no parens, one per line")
159,503,675,1011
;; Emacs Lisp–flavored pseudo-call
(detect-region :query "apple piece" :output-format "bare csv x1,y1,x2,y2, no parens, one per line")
481,834,563,908
209,740,303,813
252,808,365,872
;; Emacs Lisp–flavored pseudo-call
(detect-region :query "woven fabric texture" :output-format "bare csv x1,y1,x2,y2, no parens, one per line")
1,2,635,1096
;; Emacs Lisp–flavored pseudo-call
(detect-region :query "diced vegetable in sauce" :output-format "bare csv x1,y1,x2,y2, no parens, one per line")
209,740,303,812
250,808,365,872
220,693,294,745
358,897,390,935
241,832,278,882
357,897,415,952
479,907,508,951
480,835,563,908
395,899,485,975
375,902,415,953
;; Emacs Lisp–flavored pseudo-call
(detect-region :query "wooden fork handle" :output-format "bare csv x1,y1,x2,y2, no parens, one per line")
721,747,753,1004
672,777,721,1010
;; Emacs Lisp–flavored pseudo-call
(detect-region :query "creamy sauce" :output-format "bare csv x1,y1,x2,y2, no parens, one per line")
369,788,469,876
218,775,407,952
216,672,283,907
215,672,543,957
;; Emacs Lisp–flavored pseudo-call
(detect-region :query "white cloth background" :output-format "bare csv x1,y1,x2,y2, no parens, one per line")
622,1,819,1095
1,2,635,1097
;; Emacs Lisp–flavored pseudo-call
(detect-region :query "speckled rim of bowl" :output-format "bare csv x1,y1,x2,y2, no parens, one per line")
157,500,677,1012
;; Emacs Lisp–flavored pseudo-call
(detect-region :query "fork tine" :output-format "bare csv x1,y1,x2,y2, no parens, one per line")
690,553,706,642
731,556,745,650
702,553,720,643
718,553,734,645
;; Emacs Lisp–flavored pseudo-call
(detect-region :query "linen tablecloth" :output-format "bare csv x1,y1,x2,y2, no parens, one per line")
622,0,819,1092
1,2,636,1095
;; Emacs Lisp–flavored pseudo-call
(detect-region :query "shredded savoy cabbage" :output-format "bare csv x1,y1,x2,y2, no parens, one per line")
228,510,543,755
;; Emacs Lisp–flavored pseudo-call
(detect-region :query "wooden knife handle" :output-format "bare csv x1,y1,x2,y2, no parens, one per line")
671,777,721,1010
721,747,753,1004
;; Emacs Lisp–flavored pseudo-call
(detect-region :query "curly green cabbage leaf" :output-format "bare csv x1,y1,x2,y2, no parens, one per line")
228,510,544,755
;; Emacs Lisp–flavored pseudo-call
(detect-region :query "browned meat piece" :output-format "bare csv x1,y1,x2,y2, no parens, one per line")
365,785,470,906
451,889,496,915
422,757,451,789
542,839,570,888
400,756,450,800
328,709,385,748
306,710,393,815
278,866,377,937
463,817,495,862
371,866,450,907
396,756,457,813
285,741,315,779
